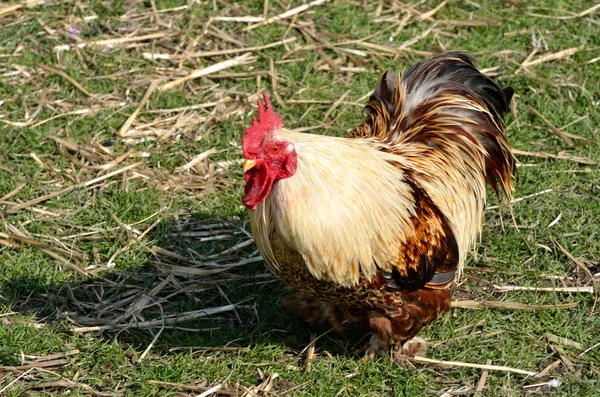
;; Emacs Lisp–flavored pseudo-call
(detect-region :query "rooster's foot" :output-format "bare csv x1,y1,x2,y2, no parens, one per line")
393,337,427,360
363,334,427,361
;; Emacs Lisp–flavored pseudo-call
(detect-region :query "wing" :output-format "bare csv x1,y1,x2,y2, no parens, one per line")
375,172,459,291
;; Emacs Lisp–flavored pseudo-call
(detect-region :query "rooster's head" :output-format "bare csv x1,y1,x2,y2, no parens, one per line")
242,92,298,211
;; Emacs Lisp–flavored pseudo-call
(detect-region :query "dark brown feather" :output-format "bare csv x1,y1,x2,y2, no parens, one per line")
383,170,458,290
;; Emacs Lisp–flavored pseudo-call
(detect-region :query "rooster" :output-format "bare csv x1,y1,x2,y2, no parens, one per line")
241,52,516,358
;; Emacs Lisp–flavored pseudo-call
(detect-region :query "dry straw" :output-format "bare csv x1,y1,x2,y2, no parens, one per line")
1,0,598,394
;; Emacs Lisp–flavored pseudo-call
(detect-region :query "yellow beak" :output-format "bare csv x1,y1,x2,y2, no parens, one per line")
243,159,259,173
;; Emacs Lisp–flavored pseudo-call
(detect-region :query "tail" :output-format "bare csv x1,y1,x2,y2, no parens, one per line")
352,51,517,198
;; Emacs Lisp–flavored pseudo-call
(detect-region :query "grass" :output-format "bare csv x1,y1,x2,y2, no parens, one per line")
1,0,599,395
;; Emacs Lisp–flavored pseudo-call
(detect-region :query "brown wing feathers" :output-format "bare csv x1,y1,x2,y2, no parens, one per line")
382,173,458,291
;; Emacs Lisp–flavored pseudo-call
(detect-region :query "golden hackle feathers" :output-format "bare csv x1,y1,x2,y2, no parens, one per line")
251,130,417,287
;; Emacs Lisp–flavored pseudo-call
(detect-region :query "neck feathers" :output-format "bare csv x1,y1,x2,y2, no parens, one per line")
251,131,416,287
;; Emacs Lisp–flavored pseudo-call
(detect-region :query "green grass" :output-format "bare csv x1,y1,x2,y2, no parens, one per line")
1,0,599,395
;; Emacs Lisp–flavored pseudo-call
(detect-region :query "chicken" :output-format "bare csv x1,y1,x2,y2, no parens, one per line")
241,52,516,358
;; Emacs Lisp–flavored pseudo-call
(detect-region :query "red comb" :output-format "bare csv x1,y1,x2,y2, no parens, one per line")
243,92,284,158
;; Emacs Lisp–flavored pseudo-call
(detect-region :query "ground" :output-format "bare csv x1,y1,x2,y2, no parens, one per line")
0,0,599,396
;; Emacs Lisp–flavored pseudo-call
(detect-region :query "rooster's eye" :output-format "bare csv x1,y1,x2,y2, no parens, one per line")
272,146,279,153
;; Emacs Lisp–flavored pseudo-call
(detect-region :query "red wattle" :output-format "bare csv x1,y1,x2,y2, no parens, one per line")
243,166,276,211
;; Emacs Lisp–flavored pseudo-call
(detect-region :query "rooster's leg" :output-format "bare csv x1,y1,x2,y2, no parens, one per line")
364,287,451,359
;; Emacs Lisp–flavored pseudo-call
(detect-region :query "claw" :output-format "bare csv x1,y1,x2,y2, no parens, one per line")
362,334,428,362
392,337,428,362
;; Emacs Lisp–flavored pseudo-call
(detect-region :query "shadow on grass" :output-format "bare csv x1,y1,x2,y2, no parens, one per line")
2,214,366,358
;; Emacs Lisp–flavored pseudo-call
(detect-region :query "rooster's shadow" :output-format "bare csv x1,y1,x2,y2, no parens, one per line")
2,214,362,357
